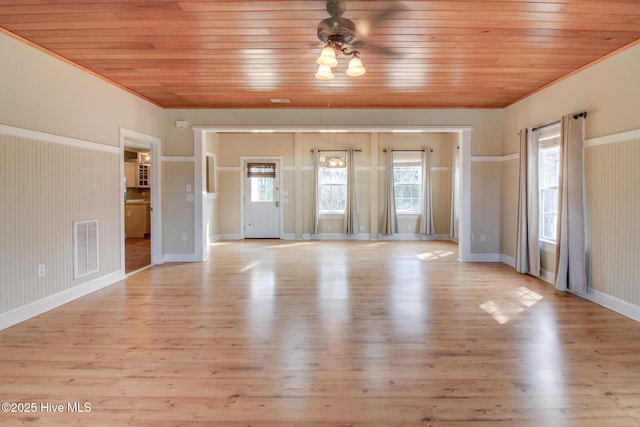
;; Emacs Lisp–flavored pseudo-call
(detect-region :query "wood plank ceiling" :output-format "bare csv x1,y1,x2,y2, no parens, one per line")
1,0,640,109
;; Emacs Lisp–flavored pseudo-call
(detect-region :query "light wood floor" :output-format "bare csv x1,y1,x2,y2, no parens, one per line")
1,240,640,426
125,237,151,274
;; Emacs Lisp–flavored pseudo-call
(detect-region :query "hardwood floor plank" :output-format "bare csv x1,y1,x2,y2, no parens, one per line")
1,240,639,425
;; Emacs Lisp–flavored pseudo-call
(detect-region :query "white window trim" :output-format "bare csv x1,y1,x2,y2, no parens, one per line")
318,154,348,215
538,123,561,247
393,154,423,215
539,239,557,254
397,213,421,220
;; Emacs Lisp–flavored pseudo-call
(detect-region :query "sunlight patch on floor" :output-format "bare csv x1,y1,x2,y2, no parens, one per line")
366,242,389,247
480,287,544,324
416,250,455,260
265,242,315,249
240,262,260,273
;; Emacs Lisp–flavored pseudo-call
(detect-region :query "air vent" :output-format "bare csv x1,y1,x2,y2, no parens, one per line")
74,220,99,278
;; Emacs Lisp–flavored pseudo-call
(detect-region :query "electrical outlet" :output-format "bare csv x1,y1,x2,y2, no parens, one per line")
181,233,187,242
471,234,475,242
480,234,486,242
360,225,364,232
37,264,45,277
327,224,332,232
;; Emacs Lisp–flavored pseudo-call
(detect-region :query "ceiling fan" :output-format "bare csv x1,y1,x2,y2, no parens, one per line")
314,0,405,80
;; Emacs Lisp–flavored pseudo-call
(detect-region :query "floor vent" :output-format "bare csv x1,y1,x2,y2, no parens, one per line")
74,219,99,278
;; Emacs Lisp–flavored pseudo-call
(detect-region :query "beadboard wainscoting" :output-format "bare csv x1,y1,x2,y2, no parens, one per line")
0,125,125,330
583,130,640,321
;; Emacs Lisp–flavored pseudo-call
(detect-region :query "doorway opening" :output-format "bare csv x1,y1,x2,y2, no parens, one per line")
121,128,161,275
193,126,471,262
123,143,151,273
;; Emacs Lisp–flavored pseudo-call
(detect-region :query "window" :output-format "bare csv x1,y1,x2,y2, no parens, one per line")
250,178,273,202
538,126,560,243
319,154,347,214
247,163,275,202
393,154,422,214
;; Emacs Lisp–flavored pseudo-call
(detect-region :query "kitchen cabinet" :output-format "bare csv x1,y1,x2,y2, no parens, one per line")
125,202,148,238
137,163,150,188
124,161,150,188
124,162,137,188
146,203,151,235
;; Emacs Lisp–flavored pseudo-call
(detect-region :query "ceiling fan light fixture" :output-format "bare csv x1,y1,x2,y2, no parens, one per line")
346,54,366,77
323,155,347,168
315,64,335,80
317,45,338,67
315,0,377,80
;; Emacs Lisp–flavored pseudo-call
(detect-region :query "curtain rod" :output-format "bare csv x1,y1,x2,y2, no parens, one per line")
532,120,560,133
532,111,588,132
383,148,433,153
310,149,362,153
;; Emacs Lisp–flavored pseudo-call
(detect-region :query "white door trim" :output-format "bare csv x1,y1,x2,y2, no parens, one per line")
240,156,284,239
119,128,164,270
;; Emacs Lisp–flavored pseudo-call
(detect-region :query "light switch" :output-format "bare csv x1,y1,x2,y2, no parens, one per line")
186,184,192,192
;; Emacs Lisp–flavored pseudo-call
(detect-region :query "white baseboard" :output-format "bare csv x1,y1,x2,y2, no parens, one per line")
0,271,125,331
219,233,243,240
379,233,451,241
304,233,372,240
499,253,553,282
465,253,503,262
208,234,221,244
163,253,205,262
540,269,555,284
501,254,515,268
585,288,640,322
498,253,640,323
218,233,297,241
214,234,302,241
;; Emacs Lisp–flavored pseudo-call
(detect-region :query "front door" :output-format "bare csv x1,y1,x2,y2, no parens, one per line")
244,159,281,238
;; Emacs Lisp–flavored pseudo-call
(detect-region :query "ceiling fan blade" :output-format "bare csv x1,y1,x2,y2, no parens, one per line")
351,1,408,50
352,40,401,57
365,1,408,26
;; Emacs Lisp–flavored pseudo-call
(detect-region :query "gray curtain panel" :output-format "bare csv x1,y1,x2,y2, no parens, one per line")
343,148,358,235
380,149,397,235
419,148,434,235
515,128,541,276
450,146,460,240
555,113,587,294
310,149,320,235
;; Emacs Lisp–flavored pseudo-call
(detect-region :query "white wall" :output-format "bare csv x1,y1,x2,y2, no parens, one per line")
0,32,164,328
502,44,640,152
502,43,640,257
0,31,163,145
501,43,640,319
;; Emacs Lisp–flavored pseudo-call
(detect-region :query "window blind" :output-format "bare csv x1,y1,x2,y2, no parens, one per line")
247,162,276,178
